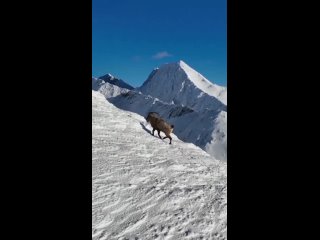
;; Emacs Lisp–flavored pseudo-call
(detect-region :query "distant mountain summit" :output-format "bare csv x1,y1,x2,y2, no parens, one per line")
98,73,134,90
92,77,129,98
92,60,227,161
138,60,227,109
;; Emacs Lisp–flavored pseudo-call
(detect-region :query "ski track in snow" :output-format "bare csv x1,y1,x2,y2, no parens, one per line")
92,91,227,240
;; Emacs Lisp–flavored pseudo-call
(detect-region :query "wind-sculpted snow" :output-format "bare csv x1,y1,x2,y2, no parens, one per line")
92,91,227,240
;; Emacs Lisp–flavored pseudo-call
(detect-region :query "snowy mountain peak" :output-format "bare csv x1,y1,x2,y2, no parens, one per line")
160,60,187,69
92,77,130,98
177,59,186,66
170,60,224,97
98,73,134,90
106,73,114,79
139,60,227,109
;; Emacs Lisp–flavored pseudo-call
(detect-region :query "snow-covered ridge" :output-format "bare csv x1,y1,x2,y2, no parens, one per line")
138,61,226,111
177,60,227,104
92,91,227,239
98,73,134,90
92,60,227,161
108,90,227,161
92,77,130,98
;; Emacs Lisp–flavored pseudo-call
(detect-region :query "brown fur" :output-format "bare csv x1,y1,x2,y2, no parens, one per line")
146,112,174,144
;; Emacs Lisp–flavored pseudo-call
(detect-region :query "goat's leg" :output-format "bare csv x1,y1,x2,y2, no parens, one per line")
163,135,172,144
157,130,162,139
152,128,155,136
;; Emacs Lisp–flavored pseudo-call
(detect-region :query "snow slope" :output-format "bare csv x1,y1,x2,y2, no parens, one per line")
92,91,227,240
92,60,227,161
205,111,227,161
108,91,227,161
138,60,227,109
92,77,130,98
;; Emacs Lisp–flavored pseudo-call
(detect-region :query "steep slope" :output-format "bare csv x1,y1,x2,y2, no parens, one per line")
138,60,227,110
98,73,134,90
92,77,105,91
92,60,227,161
92,91,227,240
108,90,227,161
205,111,227,161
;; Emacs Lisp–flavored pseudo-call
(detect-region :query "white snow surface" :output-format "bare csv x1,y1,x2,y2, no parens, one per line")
92,91,227,240
138,61,227,109
205,111,227,161
92,77,130,98
177,61,227,105
108,91,227,161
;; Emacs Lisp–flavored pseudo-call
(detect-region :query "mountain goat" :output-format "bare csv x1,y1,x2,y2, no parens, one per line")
145,112,174,144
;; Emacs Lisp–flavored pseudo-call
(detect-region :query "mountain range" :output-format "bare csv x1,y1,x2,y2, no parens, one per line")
92,60,227,161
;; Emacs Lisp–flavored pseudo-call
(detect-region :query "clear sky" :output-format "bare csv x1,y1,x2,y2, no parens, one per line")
92,0,226,87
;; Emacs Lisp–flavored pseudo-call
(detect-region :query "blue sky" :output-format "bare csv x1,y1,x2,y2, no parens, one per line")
92,0,226,87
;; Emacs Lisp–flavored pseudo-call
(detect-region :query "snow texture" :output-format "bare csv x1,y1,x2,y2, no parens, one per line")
92,91,227,240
